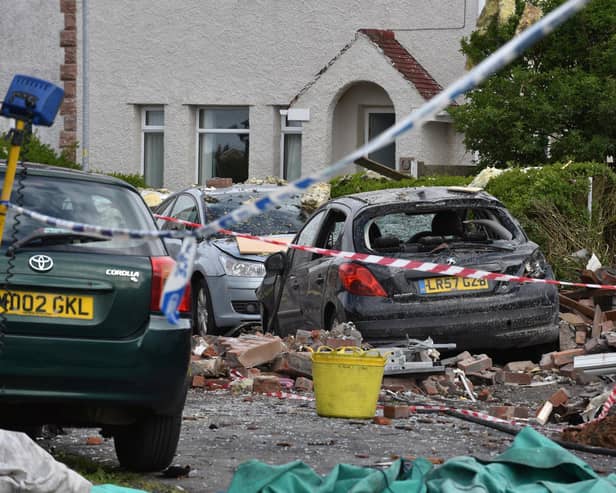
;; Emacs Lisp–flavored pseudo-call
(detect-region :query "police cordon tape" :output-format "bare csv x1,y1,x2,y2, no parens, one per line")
0,0,590,325
153,212,616,292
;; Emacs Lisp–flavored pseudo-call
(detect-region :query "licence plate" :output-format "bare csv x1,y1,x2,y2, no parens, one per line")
418,276,489,294
0,290,94,319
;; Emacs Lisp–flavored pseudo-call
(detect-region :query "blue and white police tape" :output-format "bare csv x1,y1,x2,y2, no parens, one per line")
159,237,197,324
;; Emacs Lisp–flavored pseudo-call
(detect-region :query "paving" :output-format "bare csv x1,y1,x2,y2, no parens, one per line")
43,381,616,493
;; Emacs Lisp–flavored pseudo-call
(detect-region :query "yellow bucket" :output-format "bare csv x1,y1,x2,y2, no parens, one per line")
311,346,387,418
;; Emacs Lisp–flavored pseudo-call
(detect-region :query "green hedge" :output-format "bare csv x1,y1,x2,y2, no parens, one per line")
330,172,471,198
0,131,80,169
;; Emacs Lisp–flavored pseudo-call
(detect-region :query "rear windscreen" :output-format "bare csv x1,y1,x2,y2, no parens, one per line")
1,173,166,256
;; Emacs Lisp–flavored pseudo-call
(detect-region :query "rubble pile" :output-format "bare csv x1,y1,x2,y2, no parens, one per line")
557,267,616,375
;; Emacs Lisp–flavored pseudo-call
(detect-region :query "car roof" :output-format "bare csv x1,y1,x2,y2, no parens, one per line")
0,161,137,190
335,186,502,207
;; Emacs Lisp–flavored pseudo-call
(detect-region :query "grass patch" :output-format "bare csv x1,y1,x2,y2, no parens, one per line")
53,451,183,493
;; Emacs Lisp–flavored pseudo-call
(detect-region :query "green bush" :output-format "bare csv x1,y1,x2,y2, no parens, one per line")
105,172,147,188
0,131,81,169
330,172,471,198
485,162,616,280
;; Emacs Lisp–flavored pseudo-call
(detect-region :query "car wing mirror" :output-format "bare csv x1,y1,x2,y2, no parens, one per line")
264,251,286,274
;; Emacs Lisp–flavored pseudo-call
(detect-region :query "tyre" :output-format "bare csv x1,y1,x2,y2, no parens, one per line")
192,277,217,336
114,413,182,472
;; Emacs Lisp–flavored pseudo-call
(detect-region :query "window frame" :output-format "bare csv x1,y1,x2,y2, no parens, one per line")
140,106,165,187
279,109,303,180
195,106,250,184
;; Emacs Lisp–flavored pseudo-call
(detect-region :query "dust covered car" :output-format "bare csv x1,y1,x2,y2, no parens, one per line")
156,185,308,335
258,186,559,352
0,163,192,472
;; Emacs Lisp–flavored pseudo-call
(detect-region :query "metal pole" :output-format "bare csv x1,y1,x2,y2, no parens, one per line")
0,120,25,238
82,0,89,171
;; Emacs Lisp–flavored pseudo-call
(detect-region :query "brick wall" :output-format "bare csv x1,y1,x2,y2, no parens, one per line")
59,0,77,160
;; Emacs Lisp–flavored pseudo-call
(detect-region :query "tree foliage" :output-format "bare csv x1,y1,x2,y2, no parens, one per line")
450,0,616,168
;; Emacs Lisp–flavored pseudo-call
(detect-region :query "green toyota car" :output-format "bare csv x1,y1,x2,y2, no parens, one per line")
0,163,192,471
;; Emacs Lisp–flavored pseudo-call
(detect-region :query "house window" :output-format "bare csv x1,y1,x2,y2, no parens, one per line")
197,107,249,184
364,107,395,169
280,110,303,181
141,107,164,188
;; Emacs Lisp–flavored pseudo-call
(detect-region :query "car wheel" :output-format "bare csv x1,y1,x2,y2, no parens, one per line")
113,413,182,472
192,278,216,336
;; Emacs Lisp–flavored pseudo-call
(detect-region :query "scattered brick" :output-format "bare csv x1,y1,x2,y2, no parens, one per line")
551,348,585,367
421,378,439,396
441,351,472,367
206,177,232,188
489,406,529,420
218,334,286,368
372,416,392,425
383,405,410,419
271,352,312,377
575,329,587,345
294,376,313,392
192,375,206,388
539,352,556,370
253,375,281,394
501,371,533,385
503,361,536,372
466,370,498,386
86,436,103,445
477,388,492,401
584,336,609,354
548,388,570,408
457,354,492,374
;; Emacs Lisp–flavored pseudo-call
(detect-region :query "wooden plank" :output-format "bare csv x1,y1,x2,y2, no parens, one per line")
559,294,595,319
592,304,605,338
354,156,410,181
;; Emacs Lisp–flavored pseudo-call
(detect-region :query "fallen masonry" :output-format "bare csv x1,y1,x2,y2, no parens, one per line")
187,319,616,451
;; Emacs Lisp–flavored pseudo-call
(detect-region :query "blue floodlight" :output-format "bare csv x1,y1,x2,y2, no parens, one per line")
1,74,64,126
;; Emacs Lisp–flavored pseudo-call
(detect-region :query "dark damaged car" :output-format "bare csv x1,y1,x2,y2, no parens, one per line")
258,186,559,351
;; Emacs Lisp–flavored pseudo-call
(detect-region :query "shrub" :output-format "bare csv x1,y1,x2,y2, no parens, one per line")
0,131,81,169
485,162,616,280
330,172,471,198
106,172,147,189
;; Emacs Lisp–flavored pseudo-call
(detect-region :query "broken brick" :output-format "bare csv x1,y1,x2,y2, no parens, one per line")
219,334,286,368
477,388,492,401
489,406,529,420
501,371,533,385
584,336,609,354
421,378,439,396
441,350,472,367
253,375,281,394
551,348,585,367
466,370,498,386
294,376,313,392
575,329,587,345
372,416,392,425
539,352,556,370
548,388,570,408
457,354,492,374
192,375,206,388
86,436,103,445
383,405,410,419
503,360,536,372
271,351,312,377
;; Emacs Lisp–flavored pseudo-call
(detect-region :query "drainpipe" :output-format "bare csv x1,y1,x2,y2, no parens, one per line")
82,0,89,171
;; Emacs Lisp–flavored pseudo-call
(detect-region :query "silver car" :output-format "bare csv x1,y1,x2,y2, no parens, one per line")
156,185,307,335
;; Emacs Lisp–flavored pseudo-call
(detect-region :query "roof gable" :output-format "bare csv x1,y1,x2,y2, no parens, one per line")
358,29,443,100
290,29,445,105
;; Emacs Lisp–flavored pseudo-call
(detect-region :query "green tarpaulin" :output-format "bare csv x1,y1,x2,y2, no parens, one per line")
227,427,616,493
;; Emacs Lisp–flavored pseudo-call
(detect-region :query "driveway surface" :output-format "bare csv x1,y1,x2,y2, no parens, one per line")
44,383,616,492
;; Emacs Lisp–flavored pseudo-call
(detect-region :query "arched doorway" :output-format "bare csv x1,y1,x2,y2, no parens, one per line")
331,81,396,169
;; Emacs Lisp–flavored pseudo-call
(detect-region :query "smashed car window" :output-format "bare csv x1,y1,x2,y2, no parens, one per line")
203,192,308,236
361,206,520,255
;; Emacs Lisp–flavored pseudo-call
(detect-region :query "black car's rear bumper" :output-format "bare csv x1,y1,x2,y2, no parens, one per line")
338,283,559,349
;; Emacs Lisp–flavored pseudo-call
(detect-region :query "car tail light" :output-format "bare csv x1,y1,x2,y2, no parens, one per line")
150,256,192,313
338,263,387,297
